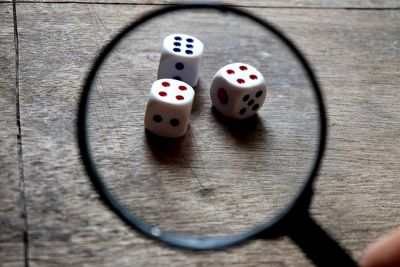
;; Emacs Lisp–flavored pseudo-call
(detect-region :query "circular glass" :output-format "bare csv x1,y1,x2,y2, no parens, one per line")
79,4,325,249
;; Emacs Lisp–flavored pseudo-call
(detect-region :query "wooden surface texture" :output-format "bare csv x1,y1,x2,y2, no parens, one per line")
0,4,24,267
1,1,400,266
11,0,400,8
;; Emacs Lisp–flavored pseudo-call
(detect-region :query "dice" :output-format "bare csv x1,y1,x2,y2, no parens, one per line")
157,34,204,87
144,79,195,138
210,63,267,119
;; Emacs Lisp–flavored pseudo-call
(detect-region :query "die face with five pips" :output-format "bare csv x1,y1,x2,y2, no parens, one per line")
157,34,204,87
144,79,195,138
210,63,267,119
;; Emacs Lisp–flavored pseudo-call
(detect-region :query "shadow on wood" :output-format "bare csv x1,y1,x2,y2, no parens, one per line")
211,106,268,147
191,79,206,115
144,129,187,160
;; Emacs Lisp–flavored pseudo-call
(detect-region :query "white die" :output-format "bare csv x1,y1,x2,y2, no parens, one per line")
144,79,195,138
157,33,204,87
210,63,267,119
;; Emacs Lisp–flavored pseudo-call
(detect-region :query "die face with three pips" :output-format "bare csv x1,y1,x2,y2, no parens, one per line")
210,63,267,119
157,34,204,87
144,79,195,138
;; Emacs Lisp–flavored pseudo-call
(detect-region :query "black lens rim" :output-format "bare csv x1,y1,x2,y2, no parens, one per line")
77,4,327,250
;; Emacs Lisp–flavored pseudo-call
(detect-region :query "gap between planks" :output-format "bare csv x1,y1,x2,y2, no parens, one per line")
13,0,30,266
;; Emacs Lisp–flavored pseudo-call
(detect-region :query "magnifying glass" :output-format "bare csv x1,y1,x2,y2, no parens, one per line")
77,4,358,266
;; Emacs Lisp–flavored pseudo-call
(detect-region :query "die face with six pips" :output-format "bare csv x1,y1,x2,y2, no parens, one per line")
210,63,267,119
157,34,204,87
144,78,195,138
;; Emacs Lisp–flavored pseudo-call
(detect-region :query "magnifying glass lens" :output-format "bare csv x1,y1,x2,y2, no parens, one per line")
86,9,320,237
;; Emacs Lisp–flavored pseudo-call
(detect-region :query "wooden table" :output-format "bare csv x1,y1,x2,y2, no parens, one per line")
1,1,399,266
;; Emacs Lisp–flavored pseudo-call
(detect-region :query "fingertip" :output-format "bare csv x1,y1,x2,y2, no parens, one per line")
360,227,400,267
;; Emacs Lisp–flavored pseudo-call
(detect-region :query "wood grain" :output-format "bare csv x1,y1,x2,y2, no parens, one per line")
9,2,400,266
14,0,400,8
0,3,25,267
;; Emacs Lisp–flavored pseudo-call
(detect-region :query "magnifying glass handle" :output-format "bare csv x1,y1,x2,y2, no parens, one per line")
287,214,358,267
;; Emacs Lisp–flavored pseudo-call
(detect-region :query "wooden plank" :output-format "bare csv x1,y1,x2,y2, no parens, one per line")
280,7,400,257
14,0,400,9
17,3,400,266
0,3,25,267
